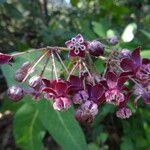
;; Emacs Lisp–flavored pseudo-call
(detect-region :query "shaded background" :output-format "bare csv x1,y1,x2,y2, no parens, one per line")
0,0,150,150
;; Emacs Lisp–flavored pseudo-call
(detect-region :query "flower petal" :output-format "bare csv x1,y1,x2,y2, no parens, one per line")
75,34,84,43
120,58,135,71
0,53,12,64
142,91,150,104
69,49,85,58
117,76,128,90
55,81,68,96
89,84,104,102
142,58,150,65
65,40,72,48
42,87,56,96
69,75,83,87
106,71,117,89
131,47,141,66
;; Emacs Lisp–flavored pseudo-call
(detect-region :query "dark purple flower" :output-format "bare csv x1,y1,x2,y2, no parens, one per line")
68,75,84,94
142,91,150,104
105,71,128,106
136,59,150,83
134,83,150,106
87,83,105,104
7,85,24,101
87,40,104,56
42,79,72,111
116,107,132,119
65,34,87,58
73,90,89,104
75,100,98,123
42,80,69,97
120,47,141,73
0,53,12,64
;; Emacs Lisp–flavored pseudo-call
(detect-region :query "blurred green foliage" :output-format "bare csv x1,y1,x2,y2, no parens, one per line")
0,0,150,150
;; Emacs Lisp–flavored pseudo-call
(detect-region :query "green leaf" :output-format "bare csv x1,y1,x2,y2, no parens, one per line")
14,102,45,150
120,137,134,150
92,21,106,37
4,3,22,19
88,143,99,150
37,100,88,150
141,50,150,58
71,0,79,6
140,30,150,39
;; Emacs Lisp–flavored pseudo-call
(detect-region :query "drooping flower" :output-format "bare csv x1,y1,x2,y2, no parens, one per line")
73,90,89,104
75,100,98,123
120,47,141,73
65,34,87,58
0,53,12,64
105,71,128,106
116,107,132,119
68,75,84,94
53,96,71,111
134,83,150,106
87,83,105,104
136,59,150,83
42,79,71,111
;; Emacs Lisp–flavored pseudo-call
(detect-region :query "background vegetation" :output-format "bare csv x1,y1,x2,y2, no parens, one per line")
0,0,150,150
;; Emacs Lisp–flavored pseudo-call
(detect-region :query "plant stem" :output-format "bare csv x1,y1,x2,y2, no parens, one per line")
82,61,95,85
52,52,58,81
22,51,48,83
40,55,50,77
55,52,69,75
12,48,45,57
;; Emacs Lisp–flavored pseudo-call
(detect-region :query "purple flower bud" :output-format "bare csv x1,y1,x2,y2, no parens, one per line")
53,96,71,111
7,85,24,101
14,69,26,82
29,75,42,90
116,107,132,119
119,49,131,58
73,90,89,104
21,61,32,72
75,109,93,124
107,36,119,45
88,40,104,56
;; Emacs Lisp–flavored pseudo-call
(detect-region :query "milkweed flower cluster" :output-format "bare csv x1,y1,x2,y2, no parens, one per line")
0,34,149,124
